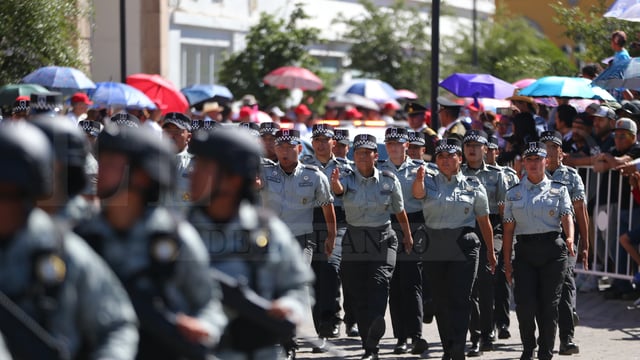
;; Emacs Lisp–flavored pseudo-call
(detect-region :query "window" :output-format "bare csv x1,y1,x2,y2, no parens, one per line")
181,44,225,87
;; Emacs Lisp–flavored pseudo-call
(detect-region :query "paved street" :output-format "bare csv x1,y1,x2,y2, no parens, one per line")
295,291,640,359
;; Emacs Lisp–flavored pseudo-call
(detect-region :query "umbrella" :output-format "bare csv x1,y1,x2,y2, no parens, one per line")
593,57,640,89
396,89,418,100
616,3,640,21
21,66,96,90
263,66,323,91
604,0,640,20
126,73,189,114
181,84,233,107
333,79,399,103
88,82,157,110
519,76,615,101
512,78,537,89
327,93,381,111
0,83,48,107
440,73,516,100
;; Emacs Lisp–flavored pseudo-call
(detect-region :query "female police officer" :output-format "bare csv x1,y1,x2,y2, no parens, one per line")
502,141,575,360
330,134,413,360
412,138,496,360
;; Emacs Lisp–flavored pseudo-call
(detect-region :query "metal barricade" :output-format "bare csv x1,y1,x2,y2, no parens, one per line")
574,166,637,281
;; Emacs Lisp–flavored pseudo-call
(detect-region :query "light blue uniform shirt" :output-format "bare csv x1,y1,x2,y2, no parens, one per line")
503,177,573,235
161,148,194,213
0,209,138,359
261,162,334,236
300,154,352,208
500,165,520,188
339,167,404,227
462,162,508,214
420,171,490,229
377,157,424,214
546,164,585,203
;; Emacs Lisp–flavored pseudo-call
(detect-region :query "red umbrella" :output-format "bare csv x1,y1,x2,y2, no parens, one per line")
263,66,323,91
126,73,189,114
396,89,418,100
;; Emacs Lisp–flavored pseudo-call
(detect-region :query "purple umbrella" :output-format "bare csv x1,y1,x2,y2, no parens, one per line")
439,73,516,100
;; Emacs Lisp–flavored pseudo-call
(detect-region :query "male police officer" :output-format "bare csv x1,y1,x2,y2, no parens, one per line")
260,122,281,163
162,112,195,213
0,122,139,359
188,126,314,359
301,124,353,350
461,130,509,356
75,125,227,359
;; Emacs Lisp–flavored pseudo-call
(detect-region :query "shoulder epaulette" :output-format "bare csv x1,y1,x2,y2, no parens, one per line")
300,154,314,164
381,170,396,178
507,182,522,191
551,180,566,188
335,157,348,164
410,158,425,165
377,159,388,165
302,164,319,171
502,166,517,175
262,158,277,167
565,166,579,175
486,164,502,172
466,176,482,187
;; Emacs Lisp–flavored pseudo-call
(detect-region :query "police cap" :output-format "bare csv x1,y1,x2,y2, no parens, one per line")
539,131,563,146
407,130,426,146
110,112,141,128
0,122,53,198
239,122,260,137
259,122,280,136
404,102,427,116
353,134,377,151
192,119,217,132
275,129,301,145
487,135,499,149
189,126,264,181
334,129,350,145
435,138,462,155
384,127,408,143
463,129,488,145
523,141,547,158
78,120,103,137
312,123,334,138
97,125,177,190
163,112,192,132
30,91,63,115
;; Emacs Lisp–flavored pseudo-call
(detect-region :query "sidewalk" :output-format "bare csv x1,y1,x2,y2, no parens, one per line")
296,291,640,359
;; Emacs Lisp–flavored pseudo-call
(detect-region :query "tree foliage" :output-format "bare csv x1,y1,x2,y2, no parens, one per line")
334,0,432,100
552,0,640,65
0,0,83,85
218,4,323,109
447,8,576,83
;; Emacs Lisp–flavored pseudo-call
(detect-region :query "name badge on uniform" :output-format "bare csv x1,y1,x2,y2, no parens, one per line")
299,181,313,187
266,176,281,183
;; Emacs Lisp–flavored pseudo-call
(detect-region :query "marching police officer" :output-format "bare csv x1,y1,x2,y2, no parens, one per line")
461,130,509,356
30,116,98,225
301,124,352,351
333,128,352,162
259,122,281,163
377,127,429,355
0,122,138,359
503,142,575,360
261,129,337,264
187,126,314,360
412,138,496,360
330,134,413,360
75,125,227,359
161,112,195,213
405,102,438,161
540,131,589,355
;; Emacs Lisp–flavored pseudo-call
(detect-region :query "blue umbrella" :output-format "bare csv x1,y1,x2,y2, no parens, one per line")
333,79,399,103
440,73,516,99
181,84,233,106
604,0,640,19
21,66,96,90
88,82,156,110
519,76,615,101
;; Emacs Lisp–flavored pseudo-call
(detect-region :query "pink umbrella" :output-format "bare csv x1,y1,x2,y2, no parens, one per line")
396,89,418,100
512,78,537,89
263,66,323,91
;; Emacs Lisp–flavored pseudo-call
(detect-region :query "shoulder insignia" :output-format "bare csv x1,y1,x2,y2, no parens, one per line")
410,158,425,165
302,164,319,172
300,154,314,164
465,176,481,188
381,170,396,179
486,164,501,172
377,159,388,164
335,157,348,164
503,166,517,175
262,158,277,167
566,166,579,175
551,180,566,188
507,182,522,192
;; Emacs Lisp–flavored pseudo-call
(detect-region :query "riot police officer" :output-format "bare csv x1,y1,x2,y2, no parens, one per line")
378,127,429,355
161,112,194,213
503,142,575,360
75,125,227,359
0,122,138,359
330,134,413,360
187,126,314,360
461,130,508,356
540,131,589,355
412,138,496,360
301,124,352,351
30,116,98,225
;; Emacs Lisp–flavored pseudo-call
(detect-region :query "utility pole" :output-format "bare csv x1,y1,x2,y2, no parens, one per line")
430,0,440,130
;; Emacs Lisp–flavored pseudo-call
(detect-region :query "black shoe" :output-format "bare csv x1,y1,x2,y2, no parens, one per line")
559,341,580,355
497,325,511,339
393,339,408,354
467,342,482,357
365,317,385,349
346,323,359,337
312,338,327,353
361,350,379,360
411,338,429,354
520,349,534,360
480,338,494,352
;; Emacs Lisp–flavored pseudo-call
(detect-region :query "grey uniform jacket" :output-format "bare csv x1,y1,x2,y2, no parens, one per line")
75,206,227,345
0,208,139,359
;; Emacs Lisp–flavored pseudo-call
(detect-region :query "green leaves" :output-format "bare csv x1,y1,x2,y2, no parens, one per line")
0,0,83,85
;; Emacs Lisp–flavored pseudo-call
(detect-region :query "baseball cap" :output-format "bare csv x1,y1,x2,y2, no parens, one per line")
614,117,638,136
71,92,93,105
